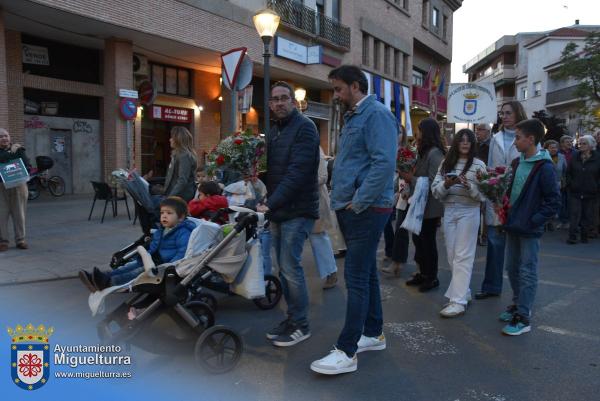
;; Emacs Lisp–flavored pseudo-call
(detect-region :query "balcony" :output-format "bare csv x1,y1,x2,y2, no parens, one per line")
268,0,351,50
412,86,431,107
546,85,581,107
475,64,517,86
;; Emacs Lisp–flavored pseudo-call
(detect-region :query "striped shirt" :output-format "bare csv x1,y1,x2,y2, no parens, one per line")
431,158,487,206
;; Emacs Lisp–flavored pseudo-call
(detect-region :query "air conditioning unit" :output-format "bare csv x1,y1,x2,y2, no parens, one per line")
133,53,149,76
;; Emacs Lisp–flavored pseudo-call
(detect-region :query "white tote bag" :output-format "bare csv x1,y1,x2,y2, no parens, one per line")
400,176,429,235
230,238,265,299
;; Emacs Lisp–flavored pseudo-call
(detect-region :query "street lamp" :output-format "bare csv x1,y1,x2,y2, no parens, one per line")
253,7,280,137
295,87,307,112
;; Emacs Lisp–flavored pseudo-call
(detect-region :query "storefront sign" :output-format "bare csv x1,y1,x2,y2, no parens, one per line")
447,83,497,124
274,36,322,65
22,44,50,65
119,98,138,121
138,80,157,106
0,158,30,188
119,89,139,99
152,105,192,123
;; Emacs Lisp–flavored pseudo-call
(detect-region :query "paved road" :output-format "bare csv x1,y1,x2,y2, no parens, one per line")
1,202,599,401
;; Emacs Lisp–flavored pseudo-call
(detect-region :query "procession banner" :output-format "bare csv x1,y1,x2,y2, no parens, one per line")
447,83,497,124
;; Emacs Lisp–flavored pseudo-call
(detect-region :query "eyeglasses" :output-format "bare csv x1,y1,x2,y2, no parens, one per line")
269,95,291,103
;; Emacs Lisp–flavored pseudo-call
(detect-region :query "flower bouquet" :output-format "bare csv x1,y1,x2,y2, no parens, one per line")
206,129,266,179
397,146,417,173
476,166,512,224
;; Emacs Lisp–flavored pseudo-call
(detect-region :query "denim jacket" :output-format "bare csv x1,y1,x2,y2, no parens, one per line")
330,95,398,213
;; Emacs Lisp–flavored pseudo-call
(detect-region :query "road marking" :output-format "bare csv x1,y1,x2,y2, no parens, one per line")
539,287,596,316
454,389,508,401
537,325,600,342
384,321,457,355
539,253,600,264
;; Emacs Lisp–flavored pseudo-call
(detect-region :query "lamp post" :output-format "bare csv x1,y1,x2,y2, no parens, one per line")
253,7,280,137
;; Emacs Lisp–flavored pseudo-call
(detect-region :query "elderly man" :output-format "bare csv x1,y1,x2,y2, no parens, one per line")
475,123,492,165
0,128,30,251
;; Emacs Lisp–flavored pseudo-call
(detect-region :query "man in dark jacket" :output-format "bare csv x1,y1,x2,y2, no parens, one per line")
257,81,320,347
499,119,560,336
475,123,491,165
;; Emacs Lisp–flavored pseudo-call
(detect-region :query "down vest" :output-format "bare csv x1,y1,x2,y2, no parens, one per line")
266,108,320,223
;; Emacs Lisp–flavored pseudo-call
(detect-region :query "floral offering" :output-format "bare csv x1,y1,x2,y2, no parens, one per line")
206,129,266,178
397,146,417,173
476,166,512,224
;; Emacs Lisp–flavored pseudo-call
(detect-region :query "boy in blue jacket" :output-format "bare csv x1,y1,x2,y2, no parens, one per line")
79,196,195,291
500,119,560,335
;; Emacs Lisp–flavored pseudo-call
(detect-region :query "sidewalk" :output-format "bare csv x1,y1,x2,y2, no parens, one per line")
0,193,139,285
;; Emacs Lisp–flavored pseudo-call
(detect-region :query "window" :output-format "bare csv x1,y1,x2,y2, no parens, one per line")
403,54,410,82
443,15,448,39
362,33,370,66
533,81,542,97
374,39,381,70
412,69,424,87
332,0,340,22
403,0,409,10
422,0,429,25
384,45,391,75
394,50,401,79
520,87,528,100
432,7,440,30
150,62,192,97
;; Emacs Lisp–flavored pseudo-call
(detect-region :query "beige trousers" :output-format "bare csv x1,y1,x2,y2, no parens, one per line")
0,182,28,244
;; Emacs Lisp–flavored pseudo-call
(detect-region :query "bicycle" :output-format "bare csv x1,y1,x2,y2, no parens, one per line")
27,156,66,200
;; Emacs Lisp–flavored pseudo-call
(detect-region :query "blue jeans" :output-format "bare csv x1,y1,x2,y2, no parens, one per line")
270,217,314,327
480,226,506,294
335,208,389,357
110,260,144,286
309,231,337,279
260,228,273,275
383,212,394,258
505,233,540,318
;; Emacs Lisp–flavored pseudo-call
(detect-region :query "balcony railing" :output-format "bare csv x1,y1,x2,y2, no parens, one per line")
268,0,351,50
546,85,580,106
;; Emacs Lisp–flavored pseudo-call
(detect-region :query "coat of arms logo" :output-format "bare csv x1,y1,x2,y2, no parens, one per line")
8,323,54,390
463,91,480,115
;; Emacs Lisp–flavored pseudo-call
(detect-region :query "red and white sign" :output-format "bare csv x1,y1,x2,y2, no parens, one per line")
221,47,247,90
152,105,192,123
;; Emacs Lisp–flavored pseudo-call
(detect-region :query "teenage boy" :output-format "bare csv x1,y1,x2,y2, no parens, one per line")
500,119,560,335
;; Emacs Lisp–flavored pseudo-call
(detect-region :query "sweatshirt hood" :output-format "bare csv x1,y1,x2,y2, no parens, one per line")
520,149,552,163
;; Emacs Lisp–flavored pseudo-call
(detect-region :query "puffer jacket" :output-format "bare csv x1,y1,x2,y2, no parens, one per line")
266,108,320,222
147,218,196,263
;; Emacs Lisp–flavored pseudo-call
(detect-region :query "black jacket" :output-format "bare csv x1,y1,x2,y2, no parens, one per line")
566,150,600,199
0,145,31,168
266,109,320,222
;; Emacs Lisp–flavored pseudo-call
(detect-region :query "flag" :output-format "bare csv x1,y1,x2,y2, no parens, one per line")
422,65,432,89
431,67,441,92
437,73,446,95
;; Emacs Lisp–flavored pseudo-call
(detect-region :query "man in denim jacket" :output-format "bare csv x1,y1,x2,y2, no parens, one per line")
311,65,398,375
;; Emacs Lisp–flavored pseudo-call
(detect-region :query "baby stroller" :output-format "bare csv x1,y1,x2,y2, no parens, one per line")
108,170,282,311
93,206,277,373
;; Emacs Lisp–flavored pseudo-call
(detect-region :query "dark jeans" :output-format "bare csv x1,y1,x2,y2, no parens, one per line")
392,209,409,263
335,208,389,357
480,226,506,294
412,217,440,280
569,195,595,238
383,212,395,257
559,190,569,224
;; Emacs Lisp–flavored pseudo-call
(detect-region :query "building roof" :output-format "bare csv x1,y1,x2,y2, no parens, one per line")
525,27,592,48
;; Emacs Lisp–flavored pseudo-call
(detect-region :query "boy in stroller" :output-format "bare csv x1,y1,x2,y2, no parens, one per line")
188,181,229,225
79,196,195,291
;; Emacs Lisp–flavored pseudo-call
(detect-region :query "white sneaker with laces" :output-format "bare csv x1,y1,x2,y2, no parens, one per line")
356,334,386,353
440,302,466,317
310,348,357,375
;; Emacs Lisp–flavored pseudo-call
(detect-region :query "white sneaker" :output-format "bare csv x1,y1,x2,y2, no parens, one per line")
440,302,466,318
356,334,386,353
310,348,357,375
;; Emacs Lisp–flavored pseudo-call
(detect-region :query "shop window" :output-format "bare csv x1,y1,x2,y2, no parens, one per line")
150,62,192,97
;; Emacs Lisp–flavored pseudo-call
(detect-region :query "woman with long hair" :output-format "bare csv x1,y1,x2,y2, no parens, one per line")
164,126,198,202
476,100,526,300
432,129,487,316
401,118,446,292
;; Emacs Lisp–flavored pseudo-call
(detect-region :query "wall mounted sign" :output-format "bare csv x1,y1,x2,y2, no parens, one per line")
152,105,192,123
274,36,322,65
119,98,138,121
138,80,157,106
119,89,139,99
22,44,49,65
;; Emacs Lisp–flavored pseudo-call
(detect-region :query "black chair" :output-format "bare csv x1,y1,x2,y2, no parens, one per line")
88,181,131,223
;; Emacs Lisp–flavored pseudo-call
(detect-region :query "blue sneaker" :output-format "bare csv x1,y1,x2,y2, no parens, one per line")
499,304,517,322
502,314,531,336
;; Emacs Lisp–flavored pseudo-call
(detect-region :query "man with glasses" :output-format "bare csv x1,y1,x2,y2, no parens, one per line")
257,81,320,347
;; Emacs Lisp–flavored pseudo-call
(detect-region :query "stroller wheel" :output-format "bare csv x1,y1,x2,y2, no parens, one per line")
253,274,283,310
193,292,218,312
194,325,243,374
184,301,215,333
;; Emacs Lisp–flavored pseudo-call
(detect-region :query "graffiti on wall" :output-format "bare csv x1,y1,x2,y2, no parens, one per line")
24,116,48,129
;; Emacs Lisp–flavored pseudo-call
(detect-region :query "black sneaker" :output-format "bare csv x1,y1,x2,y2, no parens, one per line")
418,278,440,292
266,319,292,340
92,267,111,290
406,273,425,286
271,323,311,347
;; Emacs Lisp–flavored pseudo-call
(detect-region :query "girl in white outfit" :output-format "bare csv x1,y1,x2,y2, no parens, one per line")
432,129,487,317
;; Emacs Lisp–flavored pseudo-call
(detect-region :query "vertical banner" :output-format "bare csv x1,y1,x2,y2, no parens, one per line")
393,82,402,123
363,70,373,95
372,75,382,102
383,79,392,110
402,85,413,137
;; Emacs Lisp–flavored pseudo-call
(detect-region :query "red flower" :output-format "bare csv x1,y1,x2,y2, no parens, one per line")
234,139,243,145
216,155,225,165
234,132,241,137
495,166,507,174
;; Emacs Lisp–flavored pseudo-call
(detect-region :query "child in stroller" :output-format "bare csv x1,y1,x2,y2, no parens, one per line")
188,181,229,225
79,196,195,291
